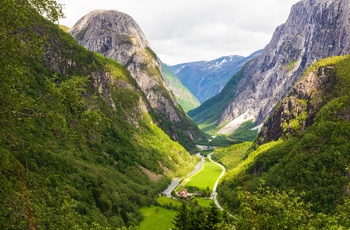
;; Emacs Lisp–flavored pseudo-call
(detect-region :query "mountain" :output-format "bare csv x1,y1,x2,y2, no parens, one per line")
169,51,261,103
68,10,205,151
189,0,350,134
161,63,200,112
0,3,198,229
216,55,350,227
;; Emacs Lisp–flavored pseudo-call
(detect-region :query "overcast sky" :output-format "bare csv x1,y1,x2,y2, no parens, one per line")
58,0,300,65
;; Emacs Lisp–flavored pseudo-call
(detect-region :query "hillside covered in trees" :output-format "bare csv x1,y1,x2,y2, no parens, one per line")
215,56,350,229
0,1,198,228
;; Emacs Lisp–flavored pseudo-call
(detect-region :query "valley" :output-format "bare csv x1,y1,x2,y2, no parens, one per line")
2,0,350,229
139,152,227,230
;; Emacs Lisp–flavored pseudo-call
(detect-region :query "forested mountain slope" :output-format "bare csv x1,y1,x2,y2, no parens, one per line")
189,0,350,134
0,1,197,228
216,56,350,228
68,10,205,152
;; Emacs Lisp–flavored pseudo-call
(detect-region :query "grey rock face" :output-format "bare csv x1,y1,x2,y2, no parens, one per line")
69,10,206,150
257,65,337,144
69,10,180,123
218,0,350,132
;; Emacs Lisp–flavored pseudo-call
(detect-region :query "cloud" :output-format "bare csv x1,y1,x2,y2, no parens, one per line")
58,0,300,64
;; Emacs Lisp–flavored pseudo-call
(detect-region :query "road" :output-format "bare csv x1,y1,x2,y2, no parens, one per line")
162,152,226,211
162,153,205,197
208,153,226,210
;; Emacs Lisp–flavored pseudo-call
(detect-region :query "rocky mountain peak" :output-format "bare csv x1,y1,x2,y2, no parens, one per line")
69,9,205,150
215,0,350,134
69,10,149,60
69,9,179,120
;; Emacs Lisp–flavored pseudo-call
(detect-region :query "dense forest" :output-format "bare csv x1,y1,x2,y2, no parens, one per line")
214,56,350,228
0,0,198,228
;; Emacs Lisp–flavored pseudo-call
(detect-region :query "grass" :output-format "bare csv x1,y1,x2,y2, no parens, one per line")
177,161,223,191
139,205,176,230
156,196,182,207
194,198,213,207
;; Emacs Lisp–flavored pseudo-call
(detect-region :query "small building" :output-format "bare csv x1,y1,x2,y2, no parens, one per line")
178,189,188,198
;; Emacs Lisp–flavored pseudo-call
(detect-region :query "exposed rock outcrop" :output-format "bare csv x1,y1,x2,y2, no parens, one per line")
191,0,350,134
257,64,338,144
69,10,205,150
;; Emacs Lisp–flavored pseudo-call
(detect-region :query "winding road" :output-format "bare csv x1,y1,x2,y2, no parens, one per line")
208,153,226,210
162,152,226,211
162,154,205,198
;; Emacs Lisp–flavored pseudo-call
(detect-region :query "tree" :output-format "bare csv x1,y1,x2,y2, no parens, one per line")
206,203,221,229
0,0,63,148
172,202,190,230
236,186,312,229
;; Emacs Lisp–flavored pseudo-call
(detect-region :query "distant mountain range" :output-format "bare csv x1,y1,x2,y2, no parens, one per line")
189,0,350,134
161,62,200,112
169,51,261,103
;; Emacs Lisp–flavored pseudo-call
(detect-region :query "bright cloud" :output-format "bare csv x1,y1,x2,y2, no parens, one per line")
58,0,300,65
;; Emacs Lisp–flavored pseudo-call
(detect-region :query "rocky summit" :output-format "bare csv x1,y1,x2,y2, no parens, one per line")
190,0,350,134
69,10,205,150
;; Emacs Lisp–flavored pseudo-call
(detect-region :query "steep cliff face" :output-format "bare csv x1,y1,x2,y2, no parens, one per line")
191,0,350,134
216,55,350,221
257,63,338,144
169,51,261,103
69,10,205,150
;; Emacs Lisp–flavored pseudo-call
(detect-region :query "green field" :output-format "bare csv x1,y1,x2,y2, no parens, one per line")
194,198,213,207
177,161,223,191
156,196,182,207
139,205,176,230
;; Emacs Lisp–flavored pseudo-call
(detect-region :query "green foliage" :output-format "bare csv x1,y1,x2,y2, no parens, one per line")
286,60,297,72
156,196,182,209
188,69,245,133
139,205,177,230
172,202,234,230
235,186,350,229
212,142,252,171
208,135,236,147
0,1,198,229
208,121,258,147
161,63,200,112
216,55,350,228
59,24,70,32
236,186,312,229
176,161,223,194
228,120,258,142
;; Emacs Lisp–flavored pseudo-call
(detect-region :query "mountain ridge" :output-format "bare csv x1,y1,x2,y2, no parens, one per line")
69,9,206,151
161,62,200,112
189,0,350,134
169,51,261,103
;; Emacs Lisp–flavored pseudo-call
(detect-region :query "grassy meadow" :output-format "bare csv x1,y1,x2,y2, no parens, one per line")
139,205,176,230
177,160,223,191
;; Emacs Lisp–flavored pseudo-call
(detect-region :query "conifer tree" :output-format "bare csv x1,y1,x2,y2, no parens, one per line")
173,202,190,230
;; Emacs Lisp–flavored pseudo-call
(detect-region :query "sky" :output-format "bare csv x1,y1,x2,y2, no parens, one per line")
58,0,300,65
